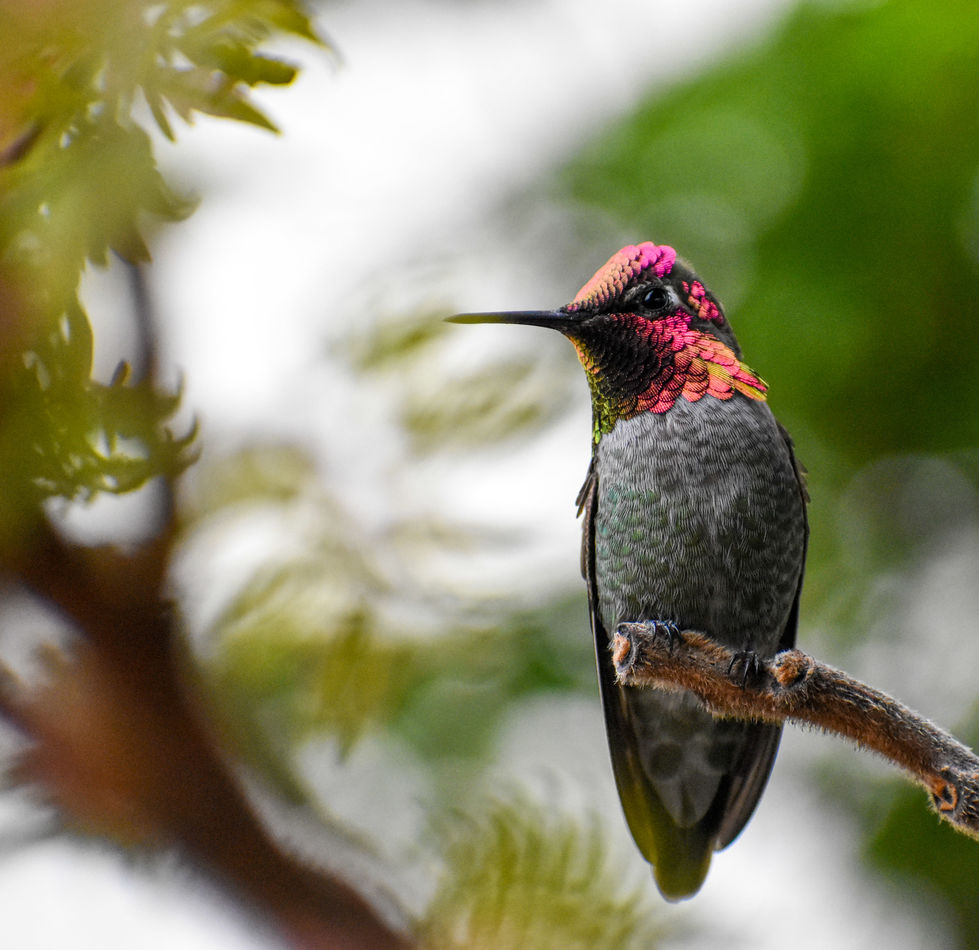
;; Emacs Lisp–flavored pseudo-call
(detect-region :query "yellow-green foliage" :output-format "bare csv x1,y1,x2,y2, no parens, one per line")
0,1,321,534
421,795,670,950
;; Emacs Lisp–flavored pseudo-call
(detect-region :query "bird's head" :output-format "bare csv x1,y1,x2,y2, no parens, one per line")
450,242,767,441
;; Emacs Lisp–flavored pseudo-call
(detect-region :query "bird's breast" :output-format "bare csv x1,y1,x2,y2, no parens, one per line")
592,396,805,651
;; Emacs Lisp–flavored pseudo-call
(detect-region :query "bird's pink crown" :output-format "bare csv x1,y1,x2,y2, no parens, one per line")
567,243,677,312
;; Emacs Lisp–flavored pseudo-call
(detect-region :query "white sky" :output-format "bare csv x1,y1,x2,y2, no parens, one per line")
4,1,950,947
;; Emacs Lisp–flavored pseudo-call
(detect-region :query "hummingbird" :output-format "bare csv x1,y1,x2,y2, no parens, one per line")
450,242,808,899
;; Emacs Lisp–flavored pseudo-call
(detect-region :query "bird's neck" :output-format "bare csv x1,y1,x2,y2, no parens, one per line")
571,319,768,444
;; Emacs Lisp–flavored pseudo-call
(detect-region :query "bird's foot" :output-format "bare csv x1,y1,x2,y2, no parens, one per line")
728,650,763,687
617,619,682,654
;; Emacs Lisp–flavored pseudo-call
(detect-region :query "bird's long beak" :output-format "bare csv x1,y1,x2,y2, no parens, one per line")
447,310,572,329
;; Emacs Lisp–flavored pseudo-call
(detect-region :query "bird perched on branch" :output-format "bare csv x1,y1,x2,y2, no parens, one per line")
450,242,808,899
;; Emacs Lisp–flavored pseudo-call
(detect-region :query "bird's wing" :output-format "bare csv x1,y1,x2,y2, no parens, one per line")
578,459,714,900
713,422,809,848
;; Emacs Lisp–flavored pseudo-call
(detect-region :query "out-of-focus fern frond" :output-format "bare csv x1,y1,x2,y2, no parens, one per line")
186,443,594,793
187,442,321,512
421,794,670,950
400,355,575,452
339,308,453,374
336,306,579,452
207,554,592,786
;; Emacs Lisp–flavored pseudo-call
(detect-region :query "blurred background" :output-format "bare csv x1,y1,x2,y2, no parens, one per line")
1,0,978,946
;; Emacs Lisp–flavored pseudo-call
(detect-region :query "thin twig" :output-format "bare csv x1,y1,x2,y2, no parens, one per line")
612,624,979,840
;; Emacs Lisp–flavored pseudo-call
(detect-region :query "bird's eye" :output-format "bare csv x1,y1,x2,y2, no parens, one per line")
642,286,670,312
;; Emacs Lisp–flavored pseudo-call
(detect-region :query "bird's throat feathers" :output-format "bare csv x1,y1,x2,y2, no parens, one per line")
563,244,768,443
572,326,766,442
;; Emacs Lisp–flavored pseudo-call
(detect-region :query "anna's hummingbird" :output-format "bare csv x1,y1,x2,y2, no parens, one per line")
451,242,808,900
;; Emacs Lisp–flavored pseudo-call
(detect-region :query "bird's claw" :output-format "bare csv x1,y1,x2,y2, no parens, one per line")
618,619,682,654
728,650,763,687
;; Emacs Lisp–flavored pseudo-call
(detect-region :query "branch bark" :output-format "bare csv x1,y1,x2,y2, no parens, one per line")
612,623,979,840
0,519,412,950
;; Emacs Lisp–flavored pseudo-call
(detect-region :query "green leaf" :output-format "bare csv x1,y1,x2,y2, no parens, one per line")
158,67,278,131
185,36,299,87
1,299,196,507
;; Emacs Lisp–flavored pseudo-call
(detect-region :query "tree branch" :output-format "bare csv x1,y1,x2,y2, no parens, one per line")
612,623,979,840
0,520,412,949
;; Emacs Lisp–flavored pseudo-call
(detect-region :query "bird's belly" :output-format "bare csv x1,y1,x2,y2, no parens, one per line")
594,398,805,653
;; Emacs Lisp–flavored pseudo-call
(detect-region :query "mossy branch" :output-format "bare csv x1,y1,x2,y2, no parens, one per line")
612,623,979,840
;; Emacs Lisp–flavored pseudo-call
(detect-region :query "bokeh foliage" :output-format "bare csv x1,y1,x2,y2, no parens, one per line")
0,0,320,542
4,0,979,945
421,795,670,950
